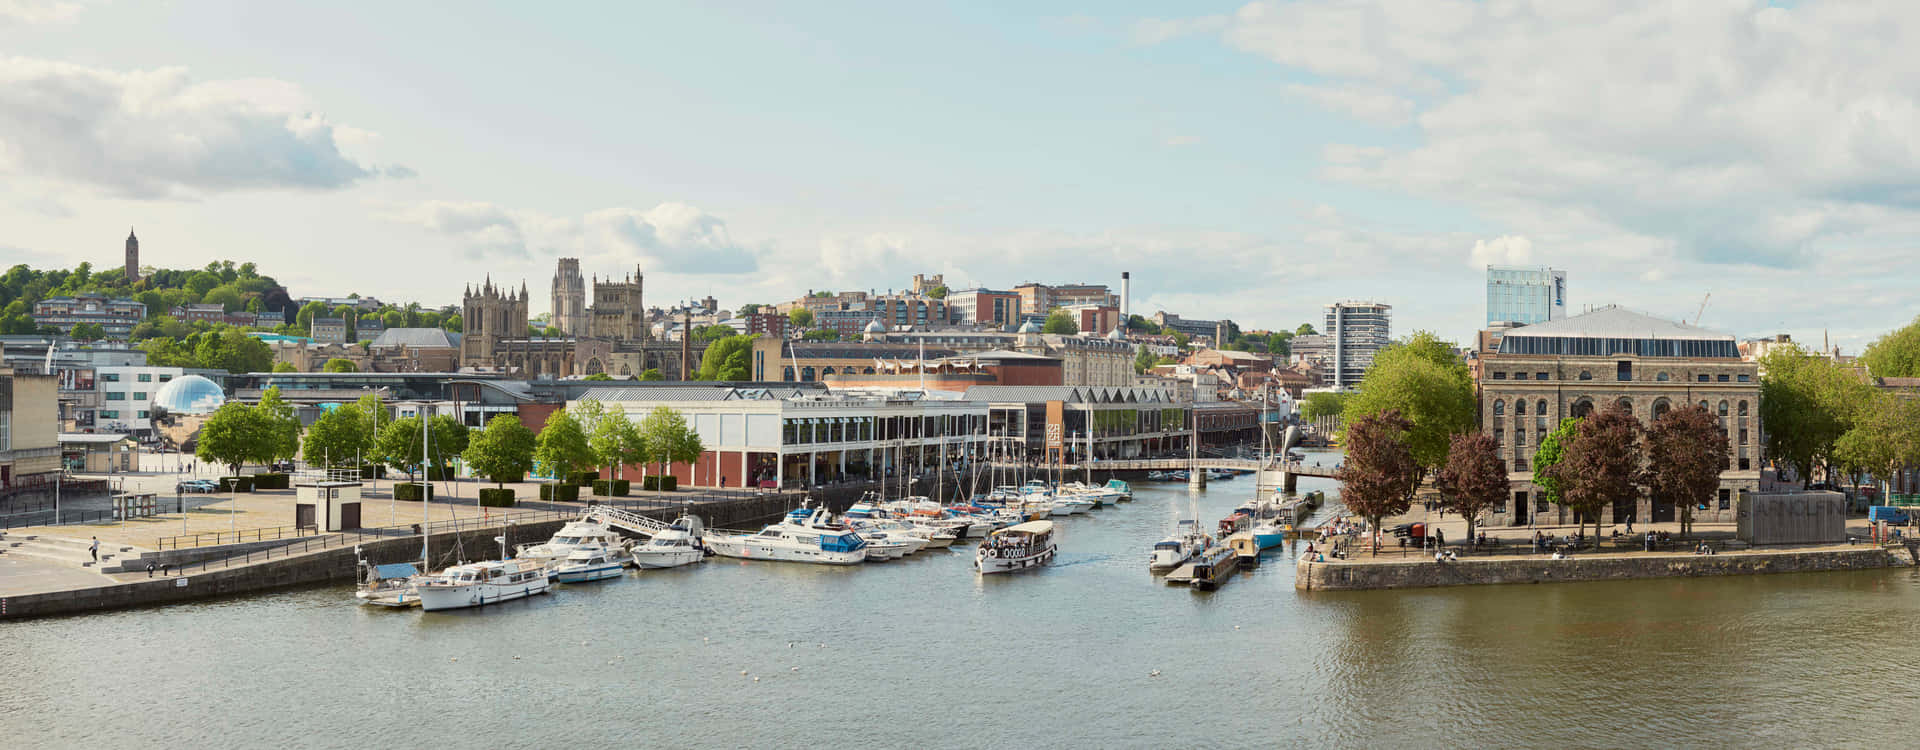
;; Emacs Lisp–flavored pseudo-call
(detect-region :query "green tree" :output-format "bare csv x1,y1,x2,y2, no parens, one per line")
272,361,297,373
254,386,302,467
442,314,463,333
1759,344,1872,487
1861,316,1920,378
577,400,647,484
640,368,665,381
696,334,756,381
639,405,703,480
302,402,370,467
582,373,612,381
69,322,106,341
1267,332,1293,357
925,285,948,299
196,402,269,477
373,414,469,480
1435,431,1509,545
1127,314,1152,332
1134,344,1159,373
788,308,815,329
1295,323,1317,336
295,300,327,332
1301,392,1350,422
1042,308,1078,335
1336,410,1420,551
1340,332,1475,484
690,324,735,344
1170,331,1189,349
1531,417,1581,511
738,303,761,315
533,410,595,484
1643,404,1730,538
463,415,537,488
1833,391,1920,501
1539,402,1641,545
323,358,358,373
802,329,841,341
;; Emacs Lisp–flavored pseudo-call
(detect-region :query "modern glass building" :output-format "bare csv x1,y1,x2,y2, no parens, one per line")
1486,266,1567,326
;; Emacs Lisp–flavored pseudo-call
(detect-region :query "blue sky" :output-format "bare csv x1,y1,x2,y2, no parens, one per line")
5,0,1918,350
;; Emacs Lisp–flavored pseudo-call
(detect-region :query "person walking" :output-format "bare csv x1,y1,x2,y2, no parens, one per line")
89,536,99,563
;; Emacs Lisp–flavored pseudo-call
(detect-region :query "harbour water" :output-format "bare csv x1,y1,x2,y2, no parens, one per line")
5,458,1920,748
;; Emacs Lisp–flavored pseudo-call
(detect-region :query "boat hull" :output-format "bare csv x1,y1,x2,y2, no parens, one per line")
552,562,625,583
631,549,703,569
975,543,1056,574
705,537,866,565
416,579,553,611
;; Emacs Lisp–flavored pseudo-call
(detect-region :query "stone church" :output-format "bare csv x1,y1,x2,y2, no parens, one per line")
462,262,699,379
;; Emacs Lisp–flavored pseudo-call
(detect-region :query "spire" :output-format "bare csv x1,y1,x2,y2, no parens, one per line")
128,226,136,240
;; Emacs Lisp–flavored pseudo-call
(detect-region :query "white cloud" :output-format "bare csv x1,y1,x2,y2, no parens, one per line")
0,57,402,198
1468,235,1533,268
1183,0,1920,268
388,200,757,273
0,0,85,25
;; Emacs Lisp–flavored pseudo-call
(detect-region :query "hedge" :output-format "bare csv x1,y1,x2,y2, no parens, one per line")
540,483,581,502
641,476,677,492
572,471,599,487
478,488,516,508
591,479,630,497
425,466,456,482
394,482,432,501
251,472,290,490
358,465,388,480
218,476,255,493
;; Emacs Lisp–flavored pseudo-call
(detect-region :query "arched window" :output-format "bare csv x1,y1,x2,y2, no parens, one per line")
1578,371,1592,381
863,367,876,374
1571,399,1593,418
1656,372,1670,382
1718,400,1729,417
1492,400,1505,416
783,366,795,381
821,366,836,375
1653,399,1671,420
1738,400,1749,417
1537,399,1548,416
801,366,816,381
1516,400,1528,416
1616,397,1632,412
1699,400,1710,411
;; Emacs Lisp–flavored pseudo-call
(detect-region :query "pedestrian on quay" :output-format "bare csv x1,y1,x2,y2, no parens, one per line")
89,537,99,563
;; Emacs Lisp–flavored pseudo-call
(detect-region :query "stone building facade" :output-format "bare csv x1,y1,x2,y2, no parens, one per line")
551,257,588,336
1475,306,1760,528
589,266,646,342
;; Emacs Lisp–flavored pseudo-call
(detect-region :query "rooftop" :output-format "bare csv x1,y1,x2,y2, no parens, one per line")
1500,305,1733,342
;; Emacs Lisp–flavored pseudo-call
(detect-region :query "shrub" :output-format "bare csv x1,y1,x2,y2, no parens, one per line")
478,488,516,508
425,466,456,482
572,471,599,487
219,476,255,493
250,472,289,490
394,482,432,501
591,479,631,497
358,465,387,480
641,476,678,492
539,483,581,502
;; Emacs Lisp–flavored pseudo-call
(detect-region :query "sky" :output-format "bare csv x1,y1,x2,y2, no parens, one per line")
5,0,1919,350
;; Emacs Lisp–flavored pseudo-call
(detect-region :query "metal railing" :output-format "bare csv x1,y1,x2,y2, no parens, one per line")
0,508,118,529
164,507,586,576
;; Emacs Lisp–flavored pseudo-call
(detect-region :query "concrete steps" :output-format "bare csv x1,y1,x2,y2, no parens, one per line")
0,534,136,569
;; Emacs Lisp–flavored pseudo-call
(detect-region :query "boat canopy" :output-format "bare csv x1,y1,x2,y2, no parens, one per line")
1001,520,1054,536
372,563,419,580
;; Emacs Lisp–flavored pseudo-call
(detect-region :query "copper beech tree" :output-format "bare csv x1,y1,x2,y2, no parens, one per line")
1337,409,1420,551
1643,404,1730,539
1539,402,1641,546
1435,431,1509,546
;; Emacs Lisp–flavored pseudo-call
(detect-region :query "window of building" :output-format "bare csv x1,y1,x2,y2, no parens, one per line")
1578,371,1592,381
1739,458,1750,470
1737,374,1751,382
159,374,171,382
1656,372,1669,382
1494,428,1505,445
1492,400,1505,416
1516,400,1528,416
1516,431,1527,447
137,373,152,382
1536,372,1549,381
1718,489,1731,510
1738,400,1749,417
1718,401,1729,417
1738,428,1748,445
106,391,126,401
137,410,149,419
1617,361,1632,381
1513,372,1528,380
1537,495,1550,512
132,392,146,401
103,373,120,382
100,410,119,419
1698,374,1710,382
1717,374,1730,382
1492,372,1507,380
1494,494,1507,513
1515,457,1528,470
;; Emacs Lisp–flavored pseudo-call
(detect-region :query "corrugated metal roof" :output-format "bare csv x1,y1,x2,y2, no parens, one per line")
370,328,458,349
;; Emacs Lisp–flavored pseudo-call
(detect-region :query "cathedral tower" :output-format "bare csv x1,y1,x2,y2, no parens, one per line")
551,258,588,336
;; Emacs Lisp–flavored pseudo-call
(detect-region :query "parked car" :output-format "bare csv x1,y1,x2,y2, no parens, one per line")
269,461,296,473
176,479,219,494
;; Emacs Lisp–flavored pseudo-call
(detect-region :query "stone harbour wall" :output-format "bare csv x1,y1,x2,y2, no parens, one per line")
1295,547,1902,592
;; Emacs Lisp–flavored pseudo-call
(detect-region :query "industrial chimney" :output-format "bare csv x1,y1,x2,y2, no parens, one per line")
1120,271,1130,322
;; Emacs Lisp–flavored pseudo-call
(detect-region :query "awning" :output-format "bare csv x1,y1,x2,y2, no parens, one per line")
372,563,419,580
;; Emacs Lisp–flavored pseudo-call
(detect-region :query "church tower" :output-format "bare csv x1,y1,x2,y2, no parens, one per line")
125,228,139,281
551,258,587,336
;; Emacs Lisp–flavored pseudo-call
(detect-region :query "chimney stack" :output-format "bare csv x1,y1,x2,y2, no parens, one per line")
680,311,693,380
1120,272,1130,322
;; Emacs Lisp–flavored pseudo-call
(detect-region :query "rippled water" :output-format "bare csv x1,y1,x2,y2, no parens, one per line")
5,457,1920,748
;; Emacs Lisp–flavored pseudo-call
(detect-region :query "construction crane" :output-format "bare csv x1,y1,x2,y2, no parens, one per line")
1693,293,1711,325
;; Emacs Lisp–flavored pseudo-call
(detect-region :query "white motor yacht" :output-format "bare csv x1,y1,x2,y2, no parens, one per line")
632,516,705,569
549,542,629,584
705,507,868,565
1149,520,1208,572
415,558,553,611
515,518,628,566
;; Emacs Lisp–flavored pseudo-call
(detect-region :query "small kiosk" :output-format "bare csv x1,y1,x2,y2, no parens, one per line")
295,480,364,532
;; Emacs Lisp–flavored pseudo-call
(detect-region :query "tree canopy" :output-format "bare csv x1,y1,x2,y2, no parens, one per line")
464,415,537,487
302,400,373,467
1759,343,1872,486
1435,431,1508,543
374,414,470,478
1538,402,1640,543
1833,390,1920,497
1337,410,1420,550
1530,417,1580,510
788,308,815,329
322,358,358,373
1643,404,1729,538
533,410,594,482
640,406,704,477
1043,309,1079,335
1301,392,1349,422
254,386,302,465
1295,323,1317,336
196,402,273,476
1862,316,1920,378
696,334,756,381
1340,331,1475,477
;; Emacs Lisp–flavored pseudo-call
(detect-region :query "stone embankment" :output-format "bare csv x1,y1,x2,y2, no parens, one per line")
1296,546,1907,591
0,492,806,620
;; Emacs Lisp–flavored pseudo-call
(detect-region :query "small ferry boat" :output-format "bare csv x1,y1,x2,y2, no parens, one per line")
704,507,868,565
632,516,705,569
1186,544,1241,591
975,520,1056,574
549,543,628,583
1149,520,1208,572
415,558,554,611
